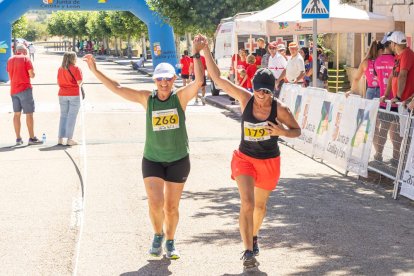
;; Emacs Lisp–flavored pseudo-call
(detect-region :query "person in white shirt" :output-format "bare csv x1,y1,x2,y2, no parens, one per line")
267,41,287,81
276,42,305,87
28,43,36,61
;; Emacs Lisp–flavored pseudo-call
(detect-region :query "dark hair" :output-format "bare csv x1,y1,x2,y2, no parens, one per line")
300,47,310,61
183,50,188,56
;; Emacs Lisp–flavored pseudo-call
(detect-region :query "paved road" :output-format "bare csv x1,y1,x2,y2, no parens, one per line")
0,49,413,276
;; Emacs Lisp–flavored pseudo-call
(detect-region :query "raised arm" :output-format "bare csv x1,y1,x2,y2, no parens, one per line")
200,35,251,107
83,54,150,108
177,35,204,109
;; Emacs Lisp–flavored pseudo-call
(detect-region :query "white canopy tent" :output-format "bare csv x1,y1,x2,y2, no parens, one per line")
234,0,394,92
235,0,395,36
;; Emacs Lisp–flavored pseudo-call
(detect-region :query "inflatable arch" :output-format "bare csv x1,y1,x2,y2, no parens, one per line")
0,0,177,82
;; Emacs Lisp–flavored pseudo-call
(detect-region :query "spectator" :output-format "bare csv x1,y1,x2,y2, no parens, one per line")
245,54,258,92
300,47,312,87
276,42,305,88
57,52,83,146
372,33,397,162
28,43,36,61
180,50,191,86
348,40,381,99
6,44,42,145
382,31,414,166
277,44,288,61
260,44,270,69
254,38,266,67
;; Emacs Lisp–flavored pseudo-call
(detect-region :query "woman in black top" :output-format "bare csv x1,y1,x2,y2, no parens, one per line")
196,35,301,270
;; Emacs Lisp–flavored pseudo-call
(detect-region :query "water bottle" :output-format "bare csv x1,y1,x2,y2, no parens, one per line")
42,133,46,144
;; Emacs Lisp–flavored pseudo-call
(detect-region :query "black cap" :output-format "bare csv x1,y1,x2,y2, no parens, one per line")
252,68,275,93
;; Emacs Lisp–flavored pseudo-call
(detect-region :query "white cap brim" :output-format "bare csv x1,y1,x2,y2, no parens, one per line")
152,72,175,80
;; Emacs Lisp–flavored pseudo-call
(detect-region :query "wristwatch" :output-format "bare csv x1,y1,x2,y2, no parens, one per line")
193,53,201,59
395,96,402,101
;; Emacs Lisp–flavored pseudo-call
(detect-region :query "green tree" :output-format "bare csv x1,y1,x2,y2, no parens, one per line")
12,16,28,38
148,0,275,35
25,21,48,41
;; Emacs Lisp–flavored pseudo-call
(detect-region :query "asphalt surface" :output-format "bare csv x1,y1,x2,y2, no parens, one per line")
0,49,413,276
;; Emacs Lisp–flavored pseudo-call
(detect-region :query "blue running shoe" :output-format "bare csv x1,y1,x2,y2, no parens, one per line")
16,138,23,146
149,233,164,257
165,239,180,260
241,250,258,270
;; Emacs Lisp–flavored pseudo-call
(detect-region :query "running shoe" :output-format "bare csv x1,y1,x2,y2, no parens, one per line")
200,96,206,105
16,138,23,146
58,138,64,146
253,236,259,256
148,233,164,257
241,250,258,270
28,137,43,145
165,239,180,260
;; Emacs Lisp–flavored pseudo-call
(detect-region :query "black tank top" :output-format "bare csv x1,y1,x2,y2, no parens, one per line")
239,97,280,159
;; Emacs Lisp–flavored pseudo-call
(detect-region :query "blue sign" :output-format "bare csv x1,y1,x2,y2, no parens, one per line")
0,0,178,82
302,0,330,19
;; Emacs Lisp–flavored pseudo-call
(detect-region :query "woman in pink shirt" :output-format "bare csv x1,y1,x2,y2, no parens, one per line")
348,41,382,99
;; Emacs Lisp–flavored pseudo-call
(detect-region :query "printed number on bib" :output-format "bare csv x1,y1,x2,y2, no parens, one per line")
244,122,270,141
152,109,179,131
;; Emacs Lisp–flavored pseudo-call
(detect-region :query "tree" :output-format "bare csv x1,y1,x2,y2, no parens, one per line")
148,0,275,35
12,16,28,38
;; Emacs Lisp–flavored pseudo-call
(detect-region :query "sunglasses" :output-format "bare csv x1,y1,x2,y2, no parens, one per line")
155,77,173,81
255,89,272,95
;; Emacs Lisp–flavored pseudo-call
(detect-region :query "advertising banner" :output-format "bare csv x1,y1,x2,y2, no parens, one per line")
401,133,414,200
347,98,379,177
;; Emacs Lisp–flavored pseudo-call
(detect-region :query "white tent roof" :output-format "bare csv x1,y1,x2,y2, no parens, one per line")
235,0,394,36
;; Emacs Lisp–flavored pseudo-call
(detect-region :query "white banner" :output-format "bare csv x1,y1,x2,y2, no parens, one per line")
278,85,379,176
313,92,336,159
347,98,379,177
295,87,325,154
401,132,414,200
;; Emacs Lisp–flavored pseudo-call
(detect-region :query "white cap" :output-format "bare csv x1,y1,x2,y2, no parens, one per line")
381,32,393,44
387,31,407,45
277,44,286,50
152,62,176,80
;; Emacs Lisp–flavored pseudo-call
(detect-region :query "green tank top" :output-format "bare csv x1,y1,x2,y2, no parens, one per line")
144,90,189,162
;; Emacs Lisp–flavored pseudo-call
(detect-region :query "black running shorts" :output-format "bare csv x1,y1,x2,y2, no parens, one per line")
142,155,190,183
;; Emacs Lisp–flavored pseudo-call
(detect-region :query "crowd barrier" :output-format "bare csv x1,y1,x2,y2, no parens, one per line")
279,84,414,201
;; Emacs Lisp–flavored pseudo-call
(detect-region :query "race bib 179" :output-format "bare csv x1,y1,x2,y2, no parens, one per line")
244,122,270,142
152,109,180,131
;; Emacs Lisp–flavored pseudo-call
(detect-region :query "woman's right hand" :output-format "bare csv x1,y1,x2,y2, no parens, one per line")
82,54,97,72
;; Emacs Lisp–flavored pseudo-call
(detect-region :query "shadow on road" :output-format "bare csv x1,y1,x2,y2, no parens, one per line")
120,257,172,276
0,145,29,152
182,173,414,274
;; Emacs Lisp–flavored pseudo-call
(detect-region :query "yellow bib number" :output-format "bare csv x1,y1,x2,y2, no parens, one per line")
152,109,180,131
244,122,270,142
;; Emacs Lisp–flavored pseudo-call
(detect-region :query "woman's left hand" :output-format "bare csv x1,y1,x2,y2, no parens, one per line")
265,121,286,136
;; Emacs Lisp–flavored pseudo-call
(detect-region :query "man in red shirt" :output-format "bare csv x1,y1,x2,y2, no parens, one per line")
383,31,414,104
180,50,191,87
6,44,42,145
381,31,414,165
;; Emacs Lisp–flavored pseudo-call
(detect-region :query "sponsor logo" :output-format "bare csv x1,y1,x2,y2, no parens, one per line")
43,0,53,3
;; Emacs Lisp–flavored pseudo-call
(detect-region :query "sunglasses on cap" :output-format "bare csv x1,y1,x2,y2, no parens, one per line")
155,77,173,81
255,89,272,95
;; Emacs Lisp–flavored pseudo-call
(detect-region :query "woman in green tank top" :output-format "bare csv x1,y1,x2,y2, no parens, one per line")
83,36,206,259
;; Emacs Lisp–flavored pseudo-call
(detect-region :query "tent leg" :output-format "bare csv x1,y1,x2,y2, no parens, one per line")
336,33,339,93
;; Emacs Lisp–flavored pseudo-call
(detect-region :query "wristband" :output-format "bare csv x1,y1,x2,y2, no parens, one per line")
193,53,201,59
395,96,401,101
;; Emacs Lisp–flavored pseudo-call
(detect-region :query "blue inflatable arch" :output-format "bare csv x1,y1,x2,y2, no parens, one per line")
0,0,177,82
